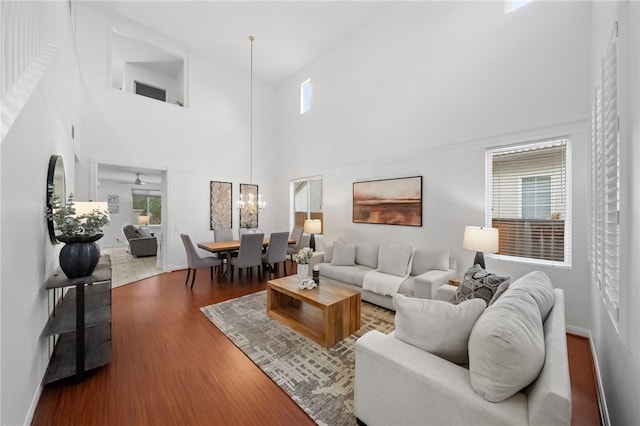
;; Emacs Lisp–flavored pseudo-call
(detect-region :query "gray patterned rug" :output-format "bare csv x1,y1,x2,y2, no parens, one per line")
200,291,395,426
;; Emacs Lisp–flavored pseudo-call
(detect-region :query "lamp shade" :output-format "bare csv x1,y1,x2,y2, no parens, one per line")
463,226,499,253
138,215,150,226
304,219,322,234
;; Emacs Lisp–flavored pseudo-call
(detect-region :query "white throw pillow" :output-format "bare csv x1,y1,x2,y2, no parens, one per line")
377,244,413,277
322,241,335,263
509,271,555,322
468,291,545,402
410,248,450,275
331,243,356,266
355,242,379,268
393,294,486,365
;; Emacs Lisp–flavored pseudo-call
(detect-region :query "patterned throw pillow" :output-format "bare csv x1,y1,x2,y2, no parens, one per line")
451,265,510,306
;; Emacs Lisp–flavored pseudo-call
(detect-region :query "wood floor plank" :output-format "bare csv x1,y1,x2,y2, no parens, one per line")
32,264,601,425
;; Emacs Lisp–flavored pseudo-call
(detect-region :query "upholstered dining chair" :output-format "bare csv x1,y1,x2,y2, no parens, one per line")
286,226,304,262
213,228,234,241
180,234,222,289
262,232,290,279
229,233,264,281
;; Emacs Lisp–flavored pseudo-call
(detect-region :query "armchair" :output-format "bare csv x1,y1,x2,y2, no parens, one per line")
122,224,158,257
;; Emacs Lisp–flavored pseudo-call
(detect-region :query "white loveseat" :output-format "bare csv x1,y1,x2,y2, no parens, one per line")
354,271,572,426
308,242,457,311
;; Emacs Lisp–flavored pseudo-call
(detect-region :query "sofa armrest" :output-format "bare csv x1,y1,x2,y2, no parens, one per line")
413,269,456,299
355,330,528,426
437,283,458,301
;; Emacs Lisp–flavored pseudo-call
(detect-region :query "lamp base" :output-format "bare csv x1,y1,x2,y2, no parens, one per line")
473,251,486,269
309,233,316,251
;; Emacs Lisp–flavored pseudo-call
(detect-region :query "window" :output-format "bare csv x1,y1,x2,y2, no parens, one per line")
291,176,322,230
486,137,571,267
132,189,162,225
505,0,534,13
134,81,166,102
300,79,312,114
590,22,619,324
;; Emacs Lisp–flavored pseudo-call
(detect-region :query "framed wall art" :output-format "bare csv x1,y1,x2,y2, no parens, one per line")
210,181,232,230
239,183,259,229
353,176,422,226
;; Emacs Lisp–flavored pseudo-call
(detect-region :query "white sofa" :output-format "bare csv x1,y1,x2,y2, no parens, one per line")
354,271,572,426
308,242,456,311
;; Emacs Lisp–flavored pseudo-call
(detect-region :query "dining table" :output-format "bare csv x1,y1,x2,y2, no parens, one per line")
197,237,296,276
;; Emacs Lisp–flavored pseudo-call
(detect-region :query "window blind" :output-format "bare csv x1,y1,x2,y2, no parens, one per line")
590,22,619,322
486,138,571,267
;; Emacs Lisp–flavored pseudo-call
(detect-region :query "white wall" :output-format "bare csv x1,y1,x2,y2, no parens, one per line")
589,1,640,424
277,1,592,329
0,3,82,424
74,4,282,272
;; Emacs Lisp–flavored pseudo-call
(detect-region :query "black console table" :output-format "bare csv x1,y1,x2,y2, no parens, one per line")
44,255,112,383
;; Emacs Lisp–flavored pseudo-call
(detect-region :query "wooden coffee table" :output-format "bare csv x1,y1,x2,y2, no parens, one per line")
267,276,361,348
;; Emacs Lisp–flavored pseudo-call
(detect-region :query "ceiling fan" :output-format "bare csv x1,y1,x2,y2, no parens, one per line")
117,172,147,185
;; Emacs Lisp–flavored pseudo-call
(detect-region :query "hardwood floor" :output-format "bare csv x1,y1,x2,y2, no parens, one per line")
32,266,601,425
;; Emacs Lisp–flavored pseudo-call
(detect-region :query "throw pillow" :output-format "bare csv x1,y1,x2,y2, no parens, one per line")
377,244,413,277
331,243,356,266
322,241,335,263
411,248,450,275
355,242,379,269
508,271,555,322
138,227,151,238
450,265,510,306
468,291,545,402
393,294,486,365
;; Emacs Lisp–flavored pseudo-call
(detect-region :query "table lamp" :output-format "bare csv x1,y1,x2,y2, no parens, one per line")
138,214,150,226
462,226,499,269
304,219,322,251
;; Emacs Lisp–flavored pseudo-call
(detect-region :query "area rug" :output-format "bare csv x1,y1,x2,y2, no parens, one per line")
200,291,395,426
102,246,164,287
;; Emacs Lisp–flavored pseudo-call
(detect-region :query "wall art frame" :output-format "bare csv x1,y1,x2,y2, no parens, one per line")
210,181,233,230
353,175,422,226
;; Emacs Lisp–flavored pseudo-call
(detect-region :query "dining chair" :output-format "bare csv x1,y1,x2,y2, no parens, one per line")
286,226,304,262
229,233,264,281
262,232,290,279
180,234,222,289
214,228,234,241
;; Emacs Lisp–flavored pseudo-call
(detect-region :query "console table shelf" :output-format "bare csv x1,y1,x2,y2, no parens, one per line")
44,255,112,384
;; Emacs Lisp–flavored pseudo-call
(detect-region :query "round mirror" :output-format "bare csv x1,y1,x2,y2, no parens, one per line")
46,155,66,244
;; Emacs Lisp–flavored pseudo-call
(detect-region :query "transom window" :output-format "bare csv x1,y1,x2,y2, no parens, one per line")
486,137,571,267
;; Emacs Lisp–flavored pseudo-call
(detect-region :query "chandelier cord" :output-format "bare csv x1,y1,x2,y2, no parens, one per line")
249,35,254,185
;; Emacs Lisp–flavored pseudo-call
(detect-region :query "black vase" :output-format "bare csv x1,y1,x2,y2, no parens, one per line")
57,234,103,279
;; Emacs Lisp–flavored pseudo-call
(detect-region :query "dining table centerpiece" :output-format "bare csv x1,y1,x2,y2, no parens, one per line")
48,193,110,278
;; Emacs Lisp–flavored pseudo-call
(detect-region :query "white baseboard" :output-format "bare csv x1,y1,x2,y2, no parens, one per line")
566,325,590,337
589,335,611,426
25,383,43,426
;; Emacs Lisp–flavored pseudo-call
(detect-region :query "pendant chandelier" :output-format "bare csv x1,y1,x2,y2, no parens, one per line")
237,35,266,214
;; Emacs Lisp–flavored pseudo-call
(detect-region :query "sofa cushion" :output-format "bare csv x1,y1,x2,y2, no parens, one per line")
331,243,356,266
509,271,555,322
410,248,450,275
468,290,545,402
322,241,335,263
451,265,510,306
377,244,413,277
319,263,371,287
393,294,486,364
355,242,379,269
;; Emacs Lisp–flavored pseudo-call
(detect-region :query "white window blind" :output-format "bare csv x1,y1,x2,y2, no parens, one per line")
486,138,571,267
590,22,619,323
292,176,323,229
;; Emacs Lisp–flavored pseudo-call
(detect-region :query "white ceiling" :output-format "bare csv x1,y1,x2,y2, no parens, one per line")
79,0,393,86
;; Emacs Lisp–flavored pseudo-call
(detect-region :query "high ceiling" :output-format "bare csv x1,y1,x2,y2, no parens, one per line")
79,1,393,86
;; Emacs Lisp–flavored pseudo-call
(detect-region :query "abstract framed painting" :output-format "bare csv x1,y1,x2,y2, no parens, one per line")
239,183,259,229
210,181,232,230
353,176,422,226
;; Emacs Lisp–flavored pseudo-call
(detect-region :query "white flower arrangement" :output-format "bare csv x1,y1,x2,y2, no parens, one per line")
295,247,314,264
298,278,317,290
